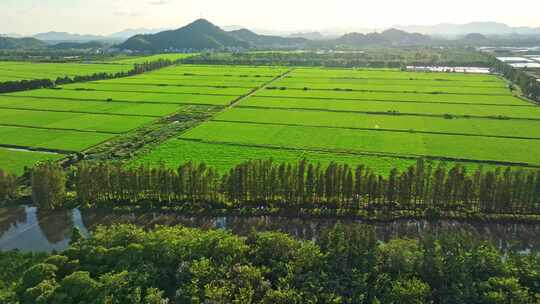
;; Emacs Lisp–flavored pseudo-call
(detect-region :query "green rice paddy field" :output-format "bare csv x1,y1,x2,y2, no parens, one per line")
0,53,198,82
0,61,132,82
0,148,63,175
0,64,280,172
3,64,540,174
133,66,540,173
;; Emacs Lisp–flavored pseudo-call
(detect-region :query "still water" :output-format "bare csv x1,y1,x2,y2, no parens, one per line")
1,206,539,253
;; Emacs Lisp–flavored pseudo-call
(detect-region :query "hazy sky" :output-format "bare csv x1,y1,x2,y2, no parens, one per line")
2,0,540,35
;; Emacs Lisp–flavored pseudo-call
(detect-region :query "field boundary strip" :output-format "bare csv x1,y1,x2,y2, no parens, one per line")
89,82,258,89
60,88,242,97
282,76,506,86
252,94,527,107
175,138,539,169
2,94,227,107
235,105,540,122
157,68,296,144
263,86,511,96
209,119,540,141
148,73,277,78
0,143,76,154
89,82,511,96
0,123,122,135
0,105,165,118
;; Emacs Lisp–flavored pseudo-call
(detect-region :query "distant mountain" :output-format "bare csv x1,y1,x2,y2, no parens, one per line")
289,32,327,40
228,29,308,48
108,28,168,39
0,36,46,49
0,33,23,38
119,19,249,51
33,31,109,43
333,29,431,47
461,33,490,44
49,41,107,50
396,22,540,37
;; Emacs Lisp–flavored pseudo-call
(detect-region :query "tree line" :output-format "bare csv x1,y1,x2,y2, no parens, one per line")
2,223,539,303
488,55,540,103
0,59,176,94
184,49,493,68
0,169,17,202
27,159,540,217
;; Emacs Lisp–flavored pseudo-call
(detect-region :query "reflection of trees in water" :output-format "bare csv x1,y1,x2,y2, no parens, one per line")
0,207,27,238
75,209,540,253
372,220,540,253
36,209,73,244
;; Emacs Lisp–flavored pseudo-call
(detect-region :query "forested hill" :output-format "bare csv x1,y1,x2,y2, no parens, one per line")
332,28,432,47
0,36,47,49
119,19,250,51
117,19,432,51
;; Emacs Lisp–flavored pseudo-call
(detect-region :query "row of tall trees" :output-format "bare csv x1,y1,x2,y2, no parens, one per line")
489,55,540,102
0,59,175,94
31,163,66,210
0,169,17,203
57,159,540,215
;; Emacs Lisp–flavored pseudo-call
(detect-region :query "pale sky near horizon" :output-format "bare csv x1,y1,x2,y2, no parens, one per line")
2,0,540,35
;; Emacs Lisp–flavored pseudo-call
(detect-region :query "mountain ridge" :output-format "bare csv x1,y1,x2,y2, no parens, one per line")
395,22,540,37
0,36,47,49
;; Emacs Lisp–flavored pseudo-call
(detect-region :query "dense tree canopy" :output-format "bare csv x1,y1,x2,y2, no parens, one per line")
1,224,539,303
185,48,492,68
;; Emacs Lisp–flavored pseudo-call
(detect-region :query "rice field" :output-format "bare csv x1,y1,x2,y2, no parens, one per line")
240,96,540,119
0,148,63,175
135,66,540,171
0,61,133,82
3,63,538,173
0,64,285,172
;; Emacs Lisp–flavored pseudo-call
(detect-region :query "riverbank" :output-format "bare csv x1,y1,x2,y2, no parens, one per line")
1,205,539,253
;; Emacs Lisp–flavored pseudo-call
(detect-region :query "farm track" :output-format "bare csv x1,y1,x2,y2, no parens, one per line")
176,138,540,168
90,82,258,89
210,119,540,141
253,94,527,107
166,68,296,139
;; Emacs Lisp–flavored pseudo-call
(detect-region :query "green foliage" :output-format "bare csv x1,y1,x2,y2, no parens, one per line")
31,162,66,209
21,263,58,291
186,49,493,68
52,271,100,303
385,278,430,304
0,168,17,203
0,251,47,303
73,158,540,216
5,224,539,303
